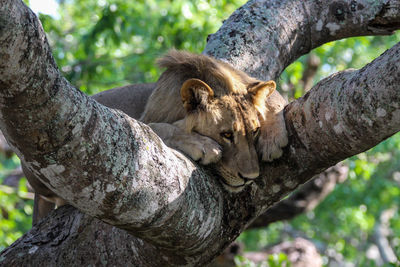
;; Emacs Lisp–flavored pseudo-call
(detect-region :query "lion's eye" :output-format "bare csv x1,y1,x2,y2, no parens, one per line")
220,131,233,141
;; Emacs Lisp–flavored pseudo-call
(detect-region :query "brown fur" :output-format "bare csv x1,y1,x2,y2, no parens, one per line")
141,50,257,124
142,50,288,190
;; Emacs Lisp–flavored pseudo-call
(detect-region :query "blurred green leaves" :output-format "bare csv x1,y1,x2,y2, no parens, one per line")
39,0,246,94
0,155,32,251
280,33,400,99
234,253,291,267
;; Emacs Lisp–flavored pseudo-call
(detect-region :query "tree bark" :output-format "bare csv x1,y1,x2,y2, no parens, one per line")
205,0,400,80
0,0,400,265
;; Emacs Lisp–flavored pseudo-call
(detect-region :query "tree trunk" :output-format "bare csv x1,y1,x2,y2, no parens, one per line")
0,0,400,265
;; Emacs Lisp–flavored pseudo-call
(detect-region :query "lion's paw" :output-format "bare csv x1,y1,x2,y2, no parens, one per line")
182,135,222,165
257,113,288,162
149,122,222,165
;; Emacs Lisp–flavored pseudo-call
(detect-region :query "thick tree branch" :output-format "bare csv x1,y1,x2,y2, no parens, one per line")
0,205,177,266
205,0,400,79
0,1,226,262
0,0,400,265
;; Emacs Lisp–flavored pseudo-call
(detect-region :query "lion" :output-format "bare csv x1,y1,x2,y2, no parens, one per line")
141,50,288,189
24,50,288,223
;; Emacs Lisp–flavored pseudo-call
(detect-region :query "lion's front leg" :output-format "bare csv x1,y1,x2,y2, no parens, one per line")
257,110,288,162
148,121,222,165
257,91,288,162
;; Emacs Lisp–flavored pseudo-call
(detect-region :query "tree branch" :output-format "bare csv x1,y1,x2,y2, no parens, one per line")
372,208,399,264
205,0,400,79
301,54,320,92
0,205,177,266
0,0,400,265
0,1,230,262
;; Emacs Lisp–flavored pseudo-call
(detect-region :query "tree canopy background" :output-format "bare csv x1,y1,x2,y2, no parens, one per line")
0,0,399,266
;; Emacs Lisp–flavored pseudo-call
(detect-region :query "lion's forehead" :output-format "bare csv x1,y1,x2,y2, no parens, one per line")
216,95,260,134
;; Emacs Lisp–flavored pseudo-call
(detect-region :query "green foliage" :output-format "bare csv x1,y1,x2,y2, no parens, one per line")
235,255,258,267
0,155,32,251
238,222,285,251
39,0,246,94
234,253,291,267
280,33,400,99
266,253,291,267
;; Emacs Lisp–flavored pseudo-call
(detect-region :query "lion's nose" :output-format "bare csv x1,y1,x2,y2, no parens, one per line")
238,171,259,180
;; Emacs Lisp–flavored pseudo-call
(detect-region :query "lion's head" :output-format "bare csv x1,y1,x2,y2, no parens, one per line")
180,78,276,190
140,50,278,190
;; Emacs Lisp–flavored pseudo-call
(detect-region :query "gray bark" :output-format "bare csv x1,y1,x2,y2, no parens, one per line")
0,0,400,265
205,0,400,80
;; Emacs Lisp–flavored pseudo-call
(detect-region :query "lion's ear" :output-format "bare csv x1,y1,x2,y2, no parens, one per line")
248,80,276,118
180,78,214,112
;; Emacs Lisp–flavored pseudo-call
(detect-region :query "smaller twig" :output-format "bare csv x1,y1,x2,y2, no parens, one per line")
301,53,320,92
372,208,399,264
